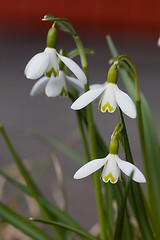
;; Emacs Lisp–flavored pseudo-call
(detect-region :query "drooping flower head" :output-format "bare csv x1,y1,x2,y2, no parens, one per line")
74,124,146,184
24,24,87,85
71,63,136,119
25,26,59,79
30,50,85,97
24,24,87,97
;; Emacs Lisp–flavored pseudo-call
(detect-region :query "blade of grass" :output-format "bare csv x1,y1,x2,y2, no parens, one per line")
0,169,97,240
0,169,31,196
0,124,66,240
0,202,54,240
30,218,98,240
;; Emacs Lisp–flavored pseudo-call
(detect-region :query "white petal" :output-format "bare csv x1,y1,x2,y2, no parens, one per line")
45,75,63,97
115,87,137,118
71,86,106,110
25,51,49,79
90,83,106,90
57,53,87,84
65,75,84,91
30,76,49,96
100,83,117,113
74,157,107,179
115,156,146,183
45,48,59,74
102,154,120,183
59,71,68,96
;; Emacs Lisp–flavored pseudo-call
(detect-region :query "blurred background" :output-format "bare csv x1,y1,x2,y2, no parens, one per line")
0,0,160,239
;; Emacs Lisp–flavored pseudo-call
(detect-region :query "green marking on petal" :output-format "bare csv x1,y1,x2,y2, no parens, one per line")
104,173,116,183
102,102,114,112
60,87,68,97
46,67,58,77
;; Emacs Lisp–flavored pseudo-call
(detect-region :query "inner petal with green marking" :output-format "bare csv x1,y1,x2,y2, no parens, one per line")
60,87,68,97
46,67,58,78
104,172,116,183
102,102,114,112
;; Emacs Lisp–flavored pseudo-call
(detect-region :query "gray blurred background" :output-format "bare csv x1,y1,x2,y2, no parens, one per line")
1,1,160,238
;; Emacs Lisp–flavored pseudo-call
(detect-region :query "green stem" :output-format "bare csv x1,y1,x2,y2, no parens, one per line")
118,110,156,240
114,55,150,198
76,111,90,160
0,124,63,240
114,55,140,101
74,36,88,68
113,172,133,240
73,36,107,240
69,86,90,161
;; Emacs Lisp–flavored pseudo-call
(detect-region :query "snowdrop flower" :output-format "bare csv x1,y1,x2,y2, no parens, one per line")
24,27,87,85
71,64,136,119
30,70,84,97
74,153,146,183
74,133,146,184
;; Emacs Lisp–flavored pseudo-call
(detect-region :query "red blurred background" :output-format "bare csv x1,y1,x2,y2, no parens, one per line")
1,0,160,34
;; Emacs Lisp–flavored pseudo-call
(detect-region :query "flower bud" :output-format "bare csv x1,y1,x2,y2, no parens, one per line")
46,27,57,49
107,64,118,84
109,136,119,154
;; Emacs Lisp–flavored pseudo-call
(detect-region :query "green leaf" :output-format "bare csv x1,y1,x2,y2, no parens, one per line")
118,109,155,240
0,169,94,240
0,202,54,240
0,169,31,196
29,131,87,165
30,218,98,240
0,125,68,240
0,125,97,239
106,35,160,238
113,172,133,240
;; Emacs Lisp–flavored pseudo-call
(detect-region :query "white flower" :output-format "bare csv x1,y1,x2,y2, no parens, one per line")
25,47,87,85
74,154,146,184
71,82,136,119
30,71,84,97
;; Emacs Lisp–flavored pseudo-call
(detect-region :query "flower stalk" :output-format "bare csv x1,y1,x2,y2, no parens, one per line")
73,30,107,240
113,55,149,195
